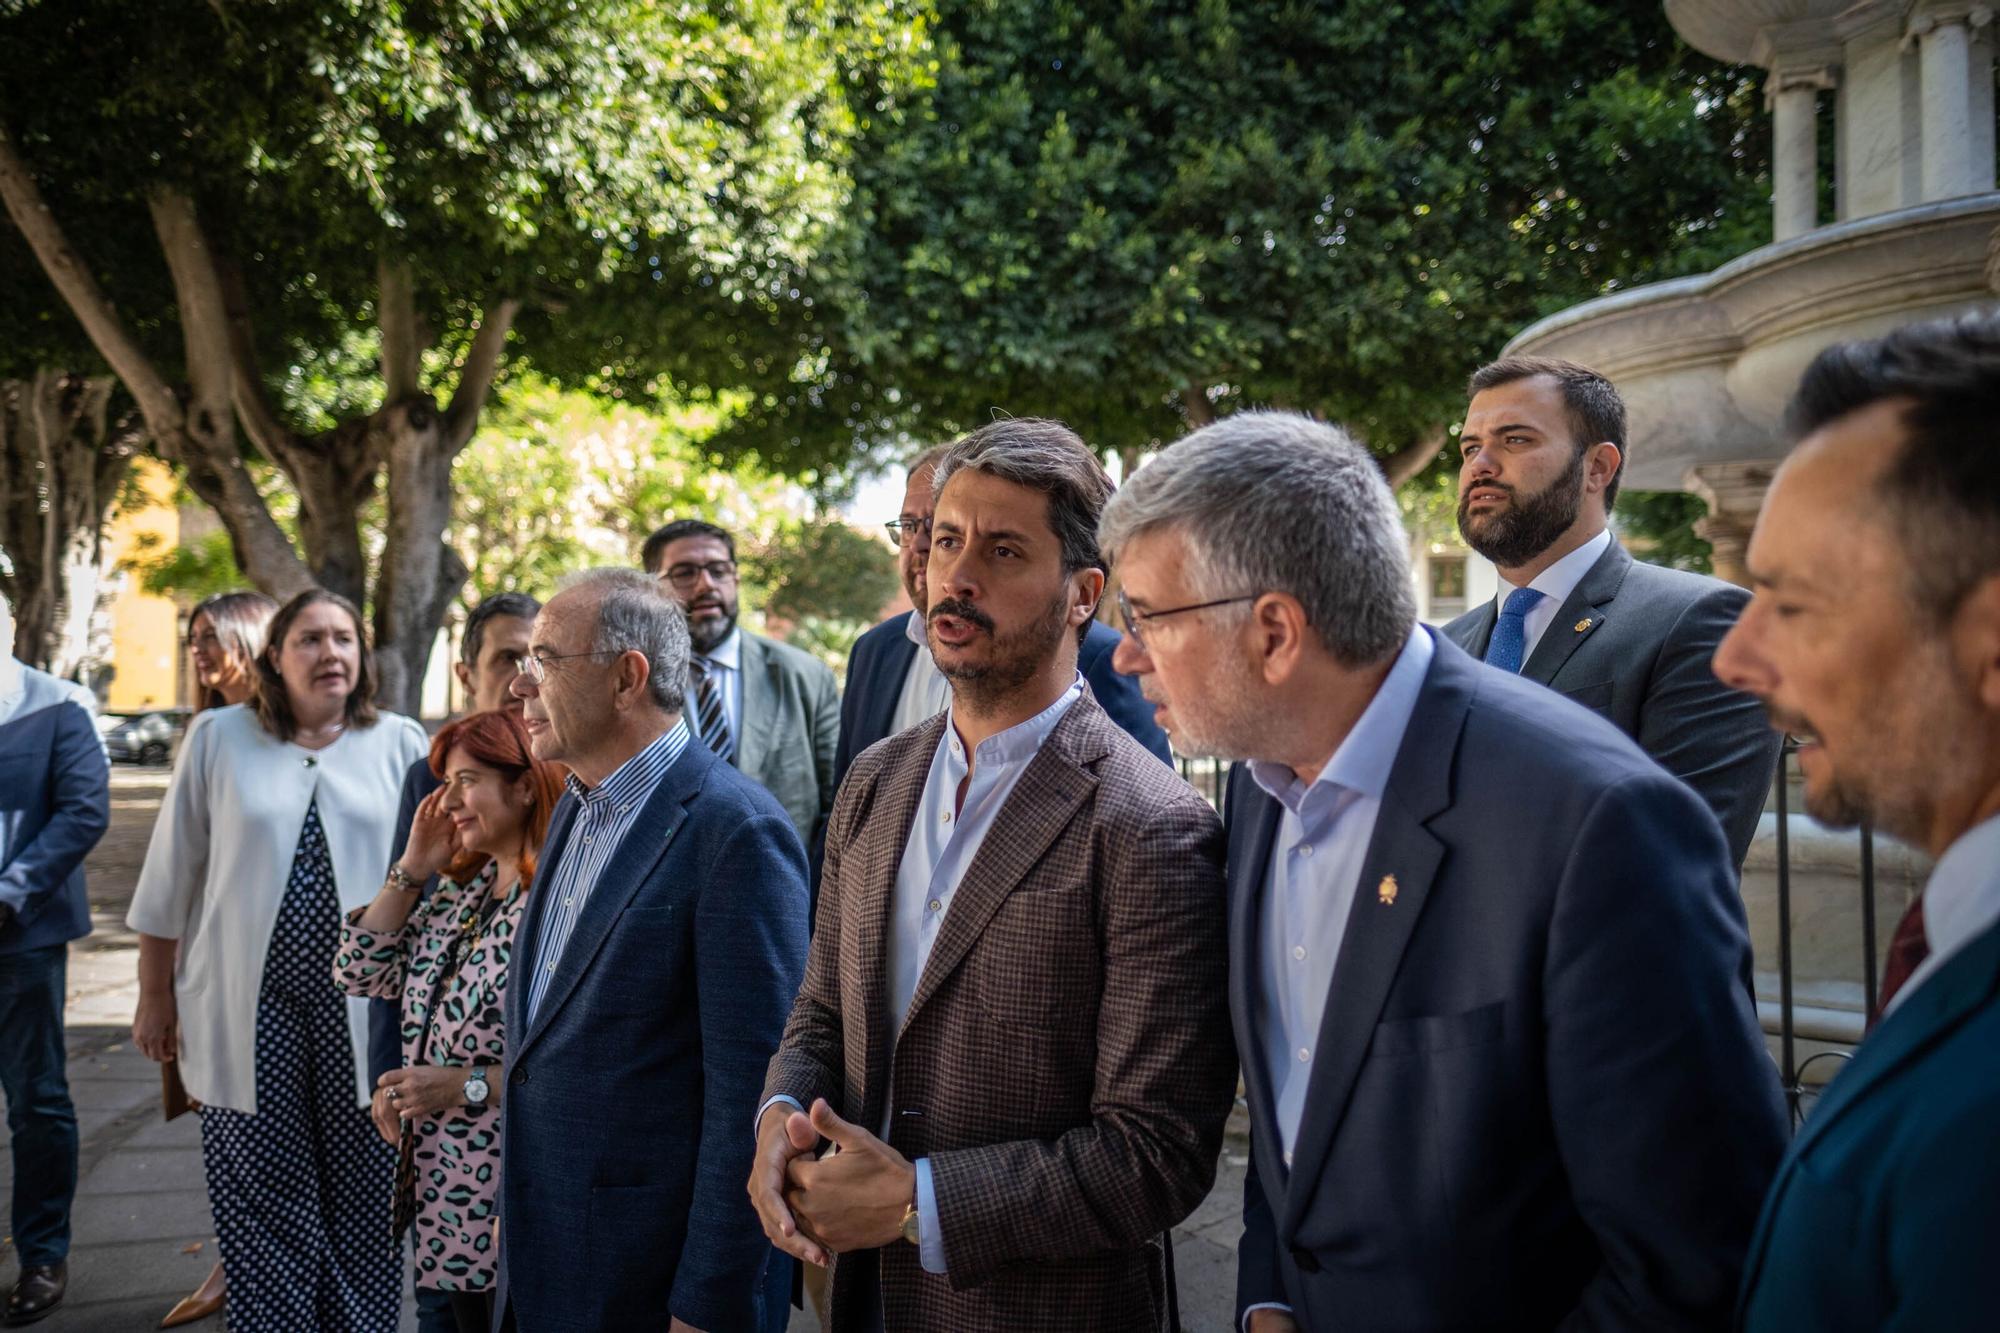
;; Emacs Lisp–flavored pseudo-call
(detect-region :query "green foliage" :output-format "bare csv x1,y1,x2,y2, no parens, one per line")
745,518,900,662
122,529,248,602
734,0,1769,467
1614,488,1714,574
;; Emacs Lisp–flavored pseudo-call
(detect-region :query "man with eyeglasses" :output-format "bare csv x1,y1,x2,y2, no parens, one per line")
1100,413,1785,1333
642,519,840,860
835,446,1169,804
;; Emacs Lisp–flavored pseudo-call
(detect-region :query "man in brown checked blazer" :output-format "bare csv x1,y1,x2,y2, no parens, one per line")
747,418,1237,1332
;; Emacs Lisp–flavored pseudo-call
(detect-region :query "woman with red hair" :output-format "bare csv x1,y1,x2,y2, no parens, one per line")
333,709,560,1333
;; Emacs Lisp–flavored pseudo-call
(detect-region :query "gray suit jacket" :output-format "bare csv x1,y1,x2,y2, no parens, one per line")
1443,539,1779,866
738,630,840,855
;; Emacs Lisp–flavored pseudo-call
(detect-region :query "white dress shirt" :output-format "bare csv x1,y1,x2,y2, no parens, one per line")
758,674,1085,1275
1241,628,1432,1332
1882,813,2000,1018
695,626,744,740
1492,527,1611,665
890,610,952,734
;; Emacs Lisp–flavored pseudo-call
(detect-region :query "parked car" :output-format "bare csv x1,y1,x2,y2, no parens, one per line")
102,709,191,765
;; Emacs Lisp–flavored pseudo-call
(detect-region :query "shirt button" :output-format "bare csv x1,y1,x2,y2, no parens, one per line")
583,834,593,844
545,963,555,972
1284,1150,1293,1166
1292,945,1307,962
1299,843,1313,857
563,898,573,908
928,899,941,913
941,810,951,824
1297,1047,1311,1063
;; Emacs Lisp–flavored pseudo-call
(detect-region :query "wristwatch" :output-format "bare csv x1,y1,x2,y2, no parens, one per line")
463,1068,491,1108
899,1200,920,1246
387,863,422,893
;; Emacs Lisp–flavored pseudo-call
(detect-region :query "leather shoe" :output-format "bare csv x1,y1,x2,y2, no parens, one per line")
4,1262,66,1327
160,1261,225,1328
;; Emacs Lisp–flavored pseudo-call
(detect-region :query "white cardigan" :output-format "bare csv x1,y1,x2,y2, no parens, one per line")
127,704,428,1112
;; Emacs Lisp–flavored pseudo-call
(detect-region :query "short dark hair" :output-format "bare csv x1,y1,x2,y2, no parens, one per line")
461,592,541,669
640,519,735,575
252,589,380,741
1786,310,2000,624
1468,356,1629,509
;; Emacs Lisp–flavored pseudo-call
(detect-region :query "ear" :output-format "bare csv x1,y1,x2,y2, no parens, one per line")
1585,441,1622,495
609,649,652,711
454,661,474,694
1249,592,1312,686
1070,568,1108,625
1952,573,2000,713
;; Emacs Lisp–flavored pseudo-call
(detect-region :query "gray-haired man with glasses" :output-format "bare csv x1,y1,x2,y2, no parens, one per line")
641,518,840,860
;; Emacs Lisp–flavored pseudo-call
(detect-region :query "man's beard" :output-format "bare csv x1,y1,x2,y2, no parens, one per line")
1459,449,1585,567
687,601,738,655
928,590,1070,715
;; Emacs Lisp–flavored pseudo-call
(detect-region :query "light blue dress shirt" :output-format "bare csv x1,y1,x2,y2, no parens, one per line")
1247,627,1432,1164
696,626,744,742
760,674,1085,1275
524,719,690,1020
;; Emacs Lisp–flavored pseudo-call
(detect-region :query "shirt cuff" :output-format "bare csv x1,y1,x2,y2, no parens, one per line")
915,1157,946,1274
1242,1303,1293,1332
753,1094,805,1140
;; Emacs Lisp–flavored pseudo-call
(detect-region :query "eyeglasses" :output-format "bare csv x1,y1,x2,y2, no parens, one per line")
1115,588,1259,650
882,517,934,548
515,650,622,685
658,560,737,589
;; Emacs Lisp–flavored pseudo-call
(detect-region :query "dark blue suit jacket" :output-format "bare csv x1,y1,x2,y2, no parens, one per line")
368,754,441,1084
1229,631,1787,1331
496,738,808,1333
833,613,1170,793
0,688,109,955
1738,915,2000,1332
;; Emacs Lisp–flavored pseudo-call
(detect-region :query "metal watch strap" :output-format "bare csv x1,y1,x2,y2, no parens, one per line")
387,863,420,893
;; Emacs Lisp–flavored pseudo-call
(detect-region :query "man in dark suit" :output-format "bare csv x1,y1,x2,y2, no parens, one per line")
0,591,109,1327
644,520,841,856
1100,413,1788,1332
835,446,1169,795
1717,313,2000,1332
497,570,808,1333
1443,357,1779,866
749,419,1236,1331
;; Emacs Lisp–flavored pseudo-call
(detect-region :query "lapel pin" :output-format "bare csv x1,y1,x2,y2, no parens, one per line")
1574,618,1594,634
1377,874,1398,906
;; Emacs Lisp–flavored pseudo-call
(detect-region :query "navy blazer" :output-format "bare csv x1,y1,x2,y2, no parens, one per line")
833,613,1171,793
496,739,809,1333
1738,915,2000,1332
0,684,109,955
1444,540,1780,868
1229,631,1788,1331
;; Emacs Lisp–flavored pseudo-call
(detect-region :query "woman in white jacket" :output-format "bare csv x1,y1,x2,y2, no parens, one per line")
128,590,427,1333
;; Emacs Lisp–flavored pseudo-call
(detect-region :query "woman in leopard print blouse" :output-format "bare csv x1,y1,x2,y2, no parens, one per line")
333,710,561,1333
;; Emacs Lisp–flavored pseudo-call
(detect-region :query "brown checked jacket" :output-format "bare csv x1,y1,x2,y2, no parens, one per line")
762,686,1236,1332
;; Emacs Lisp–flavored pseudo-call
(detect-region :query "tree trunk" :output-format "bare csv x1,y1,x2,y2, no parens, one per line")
0,372,142,671
1180,381,1216,429
1379,429,1446,489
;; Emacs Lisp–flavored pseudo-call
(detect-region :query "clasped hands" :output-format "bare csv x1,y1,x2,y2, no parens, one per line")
748,1098,915,1267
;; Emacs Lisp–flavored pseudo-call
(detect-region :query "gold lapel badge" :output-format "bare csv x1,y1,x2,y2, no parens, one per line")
1574,618,1594,634
1377,874,1398,906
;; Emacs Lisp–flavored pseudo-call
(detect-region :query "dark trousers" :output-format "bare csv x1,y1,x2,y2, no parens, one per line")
415,1285,457,1333
0,943,78,1267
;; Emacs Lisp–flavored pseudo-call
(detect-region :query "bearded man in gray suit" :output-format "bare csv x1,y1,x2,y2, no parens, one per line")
644,519,840,856
1443,357,1780,866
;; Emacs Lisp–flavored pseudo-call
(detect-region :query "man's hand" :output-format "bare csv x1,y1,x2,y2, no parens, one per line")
749,1101,828,1266
1247,1310,1300,1333
376,1066,469,1120
783,1099,916,1256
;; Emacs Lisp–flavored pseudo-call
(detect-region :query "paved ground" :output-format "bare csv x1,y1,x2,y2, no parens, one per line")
3,766,1250,1331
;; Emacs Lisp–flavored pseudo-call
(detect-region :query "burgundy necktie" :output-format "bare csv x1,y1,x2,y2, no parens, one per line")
1870,896,1929,1028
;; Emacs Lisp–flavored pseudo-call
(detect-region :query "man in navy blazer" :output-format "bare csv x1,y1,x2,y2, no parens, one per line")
0,592,110,1326
1100,414,1788,1332
497,570,808,1333
835,446,1169,799
1718,313,2000,1331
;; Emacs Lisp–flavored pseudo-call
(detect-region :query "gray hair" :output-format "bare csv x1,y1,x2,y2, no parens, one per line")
932,418,1113,576
560,568,691,713
1099,412,1416,666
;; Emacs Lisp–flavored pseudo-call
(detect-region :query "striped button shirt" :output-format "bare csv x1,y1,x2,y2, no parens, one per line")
524,719,691,1021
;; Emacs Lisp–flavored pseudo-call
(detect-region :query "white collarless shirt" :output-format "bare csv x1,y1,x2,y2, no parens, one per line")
1493,527,1612,666
891,610,952,734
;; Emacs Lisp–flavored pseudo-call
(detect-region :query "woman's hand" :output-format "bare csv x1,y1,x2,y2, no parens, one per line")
369,1086,401,1145
132,988,179,1063
397,787,458,881
377,1065,476,1121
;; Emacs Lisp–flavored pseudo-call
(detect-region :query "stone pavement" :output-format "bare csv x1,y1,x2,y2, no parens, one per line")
3,767,1249,1332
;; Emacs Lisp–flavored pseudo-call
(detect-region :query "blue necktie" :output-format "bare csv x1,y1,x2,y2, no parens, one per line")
1484,586,1545,674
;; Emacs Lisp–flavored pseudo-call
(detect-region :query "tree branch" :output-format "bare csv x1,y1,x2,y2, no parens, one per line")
1181,381,1216,429
1380,428,1446,489
378,256,424,402
441,296,521,453
216,255,297,462
0,122,186,439
146,187,237,444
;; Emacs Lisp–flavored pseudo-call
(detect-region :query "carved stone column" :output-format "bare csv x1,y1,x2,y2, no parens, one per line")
1686,460,1784,588
1907,4,1998,201
1768,66,1838,240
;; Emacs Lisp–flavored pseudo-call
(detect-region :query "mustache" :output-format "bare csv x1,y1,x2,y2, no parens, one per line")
1762,705,1812,736
928,597,995,634
1460,479,1515,499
